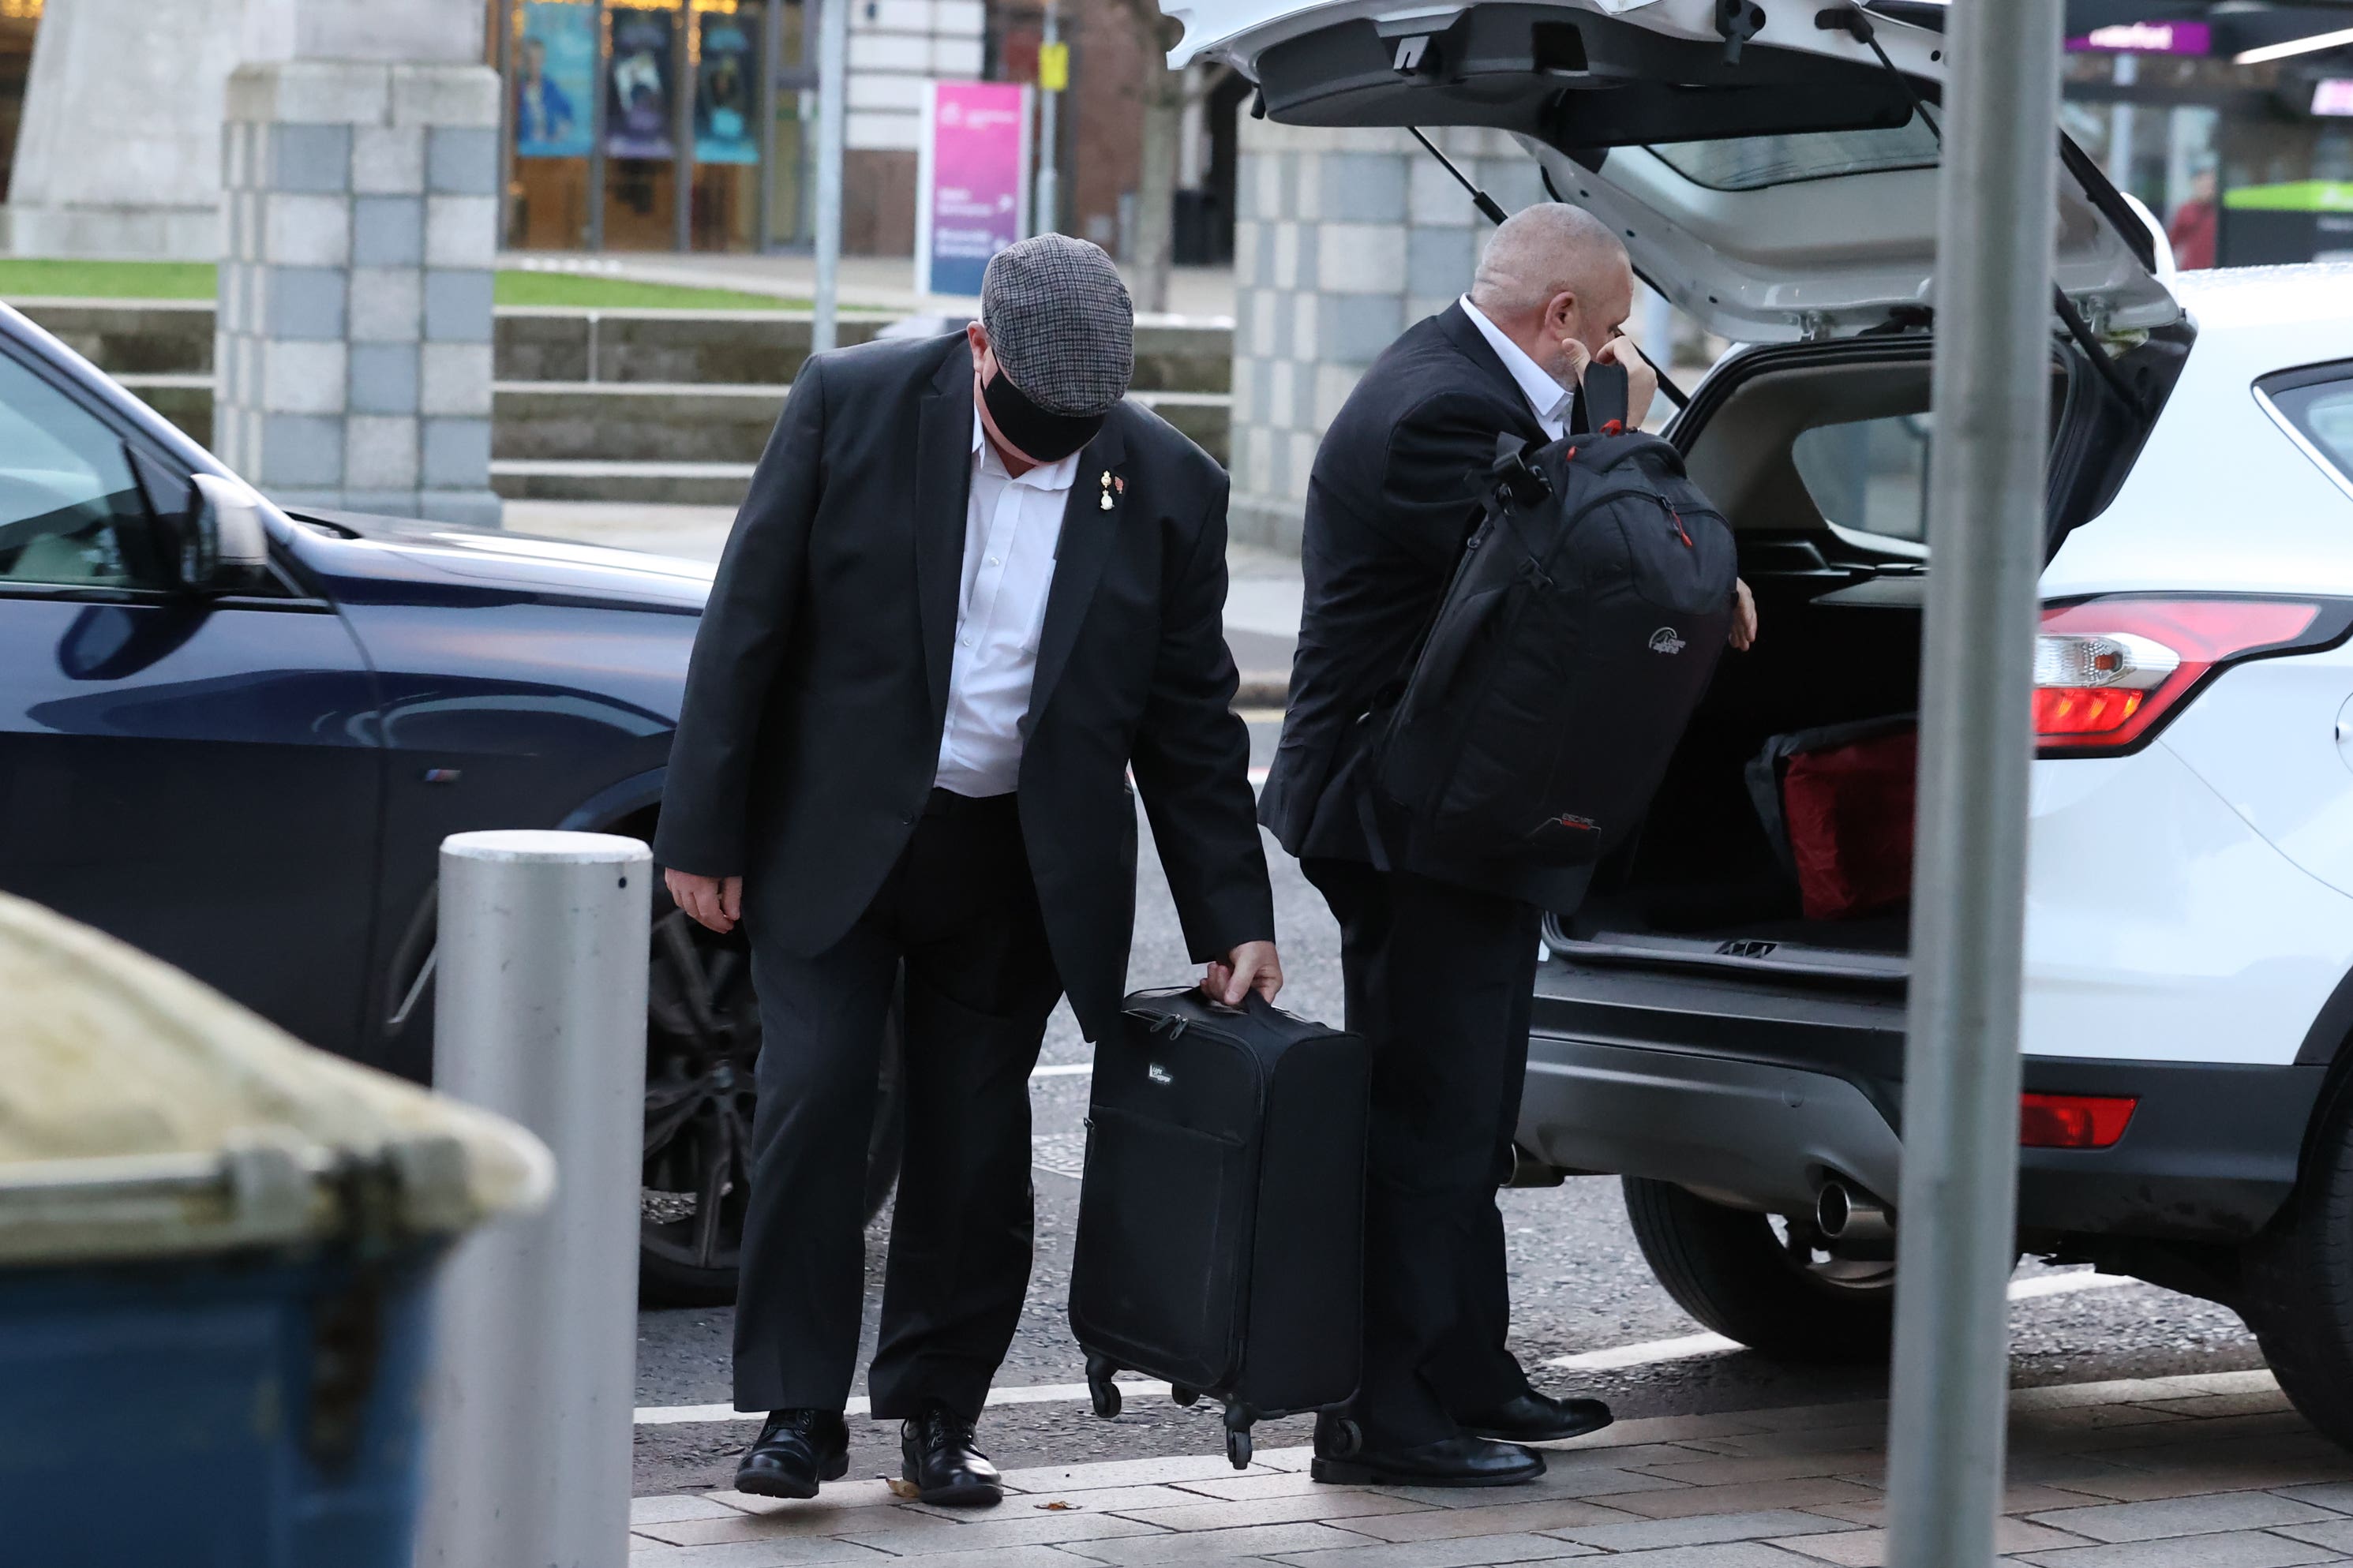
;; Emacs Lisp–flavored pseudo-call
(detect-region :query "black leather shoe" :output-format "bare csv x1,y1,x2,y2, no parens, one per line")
735,1409,849,1499
901,1403,1002,1507
1310,1420,1546,1488
1457,1389,1614,1445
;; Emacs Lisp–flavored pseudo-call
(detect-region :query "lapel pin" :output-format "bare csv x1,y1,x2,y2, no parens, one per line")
1100,470,1116,511
1100,490,1115,511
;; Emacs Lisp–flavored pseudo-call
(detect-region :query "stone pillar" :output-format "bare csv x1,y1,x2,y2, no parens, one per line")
215,47,502,526
1226,119,1542,551
8,0,245,259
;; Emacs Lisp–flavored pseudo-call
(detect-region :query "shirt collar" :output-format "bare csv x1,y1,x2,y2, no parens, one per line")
971,406,1081,492
1459,296,1573,428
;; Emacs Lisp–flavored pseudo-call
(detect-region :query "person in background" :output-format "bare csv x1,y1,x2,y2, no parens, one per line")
2168,164,2220,271
1261,203,1757,1488
658,235,1281,1508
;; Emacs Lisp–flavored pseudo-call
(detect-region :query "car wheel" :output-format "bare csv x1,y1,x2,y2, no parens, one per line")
1620,1176,1895,1364
2242,1081,2353,1449
639,889,905,1307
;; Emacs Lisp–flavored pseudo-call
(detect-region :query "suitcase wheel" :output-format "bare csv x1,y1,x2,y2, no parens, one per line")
1223,1406,1254,1470
1085,1355,1122,1420
1328,1416,1364,1458
1170,1385,1198,1407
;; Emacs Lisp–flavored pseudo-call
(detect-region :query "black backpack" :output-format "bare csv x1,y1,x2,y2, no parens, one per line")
1368,429,1738,866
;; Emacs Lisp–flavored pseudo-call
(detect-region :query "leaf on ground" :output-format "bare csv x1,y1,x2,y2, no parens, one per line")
1036,1500,1081,1510
885,1477,922,1499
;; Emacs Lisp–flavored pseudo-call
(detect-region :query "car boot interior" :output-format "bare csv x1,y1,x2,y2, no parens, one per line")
1550,329,2183,981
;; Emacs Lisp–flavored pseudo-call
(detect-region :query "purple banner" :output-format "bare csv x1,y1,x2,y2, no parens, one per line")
2066,19,2211,54
918,81,1029,298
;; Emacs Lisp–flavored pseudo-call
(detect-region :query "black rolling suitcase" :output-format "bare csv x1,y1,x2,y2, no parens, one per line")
1069,987,1369,1468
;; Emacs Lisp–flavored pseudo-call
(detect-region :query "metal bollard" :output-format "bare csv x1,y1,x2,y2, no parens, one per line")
414,831,651,1568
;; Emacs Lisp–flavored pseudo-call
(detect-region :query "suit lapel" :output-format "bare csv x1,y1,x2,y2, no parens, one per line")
1023,417,1127,736
914,340,976,728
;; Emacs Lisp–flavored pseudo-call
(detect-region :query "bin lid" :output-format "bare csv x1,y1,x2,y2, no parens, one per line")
0,892,555,1267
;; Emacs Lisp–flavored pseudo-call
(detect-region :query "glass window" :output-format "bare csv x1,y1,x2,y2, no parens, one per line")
0,352,157,589
1646,115,1940,192
2264,369,2353,494
1791,412,1934,544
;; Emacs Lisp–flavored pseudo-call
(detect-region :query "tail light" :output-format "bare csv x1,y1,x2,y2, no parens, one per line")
2020,1092,2137,1149
2035,597,2343,755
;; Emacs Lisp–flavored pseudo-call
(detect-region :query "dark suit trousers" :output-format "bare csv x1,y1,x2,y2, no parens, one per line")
1304,857,1540,1446
733,789,1062,1421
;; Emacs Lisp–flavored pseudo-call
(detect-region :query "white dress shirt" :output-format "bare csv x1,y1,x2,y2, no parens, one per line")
1459,295,1574,440
933,410,1081,797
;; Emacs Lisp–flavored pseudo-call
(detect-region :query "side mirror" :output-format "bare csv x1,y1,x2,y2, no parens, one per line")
185,473,272,590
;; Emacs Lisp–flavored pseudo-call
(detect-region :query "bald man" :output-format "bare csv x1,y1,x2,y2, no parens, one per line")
1263,205,1755,1487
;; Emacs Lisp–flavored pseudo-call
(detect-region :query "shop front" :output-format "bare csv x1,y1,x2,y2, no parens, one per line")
2063,10,2353,268
496,0,816,252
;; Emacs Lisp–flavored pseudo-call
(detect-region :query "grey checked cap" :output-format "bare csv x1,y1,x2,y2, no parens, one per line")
980,234,1134,417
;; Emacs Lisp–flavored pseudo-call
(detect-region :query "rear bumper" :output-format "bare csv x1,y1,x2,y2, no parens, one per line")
1519,970,2326,1243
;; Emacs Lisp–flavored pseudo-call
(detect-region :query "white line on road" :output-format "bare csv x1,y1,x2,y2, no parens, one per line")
632,1272,2140,1428
1543,1270,2136,1371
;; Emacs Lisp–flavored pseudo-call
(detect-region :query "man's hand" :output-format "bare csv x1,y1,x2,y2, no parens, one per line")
1592,335,1659,431
666,868,744,934
1729,578,1759,652
1204,940,1283,1008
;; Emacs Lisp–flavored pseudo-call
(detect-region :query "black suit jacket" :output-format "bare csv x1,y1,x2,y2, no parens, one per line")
1260,302,1593,909
655,332,1273,1041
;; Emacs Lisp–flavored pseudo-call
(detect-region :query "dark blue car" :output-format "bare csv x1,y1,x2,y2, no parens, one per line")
0,301,896,1303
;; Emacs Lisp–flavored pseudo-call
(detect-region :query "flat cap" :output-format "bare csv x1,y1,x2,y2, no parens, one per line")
980,234,1134,417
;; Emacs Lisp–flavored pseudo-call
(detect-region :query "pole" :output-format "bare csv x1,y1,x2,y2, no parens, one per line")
495,0,516,250
812,0,849,350
676,8,696,253
587,0,609,250
413,830,650,1568
1037,0,1062,235
759,0,782,250
2111,53,2138,192
1881,0,2064,1562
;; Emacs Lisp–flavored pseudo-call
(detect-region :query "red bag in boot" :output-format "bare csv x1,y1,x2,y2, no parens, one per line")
1746,717,1918,922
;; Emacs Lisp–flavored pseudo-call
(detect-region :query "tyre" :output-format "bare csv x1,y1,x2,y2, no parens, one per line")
2242,1079,2353,1449
639,885,905,1306
1620,1176,1894,1364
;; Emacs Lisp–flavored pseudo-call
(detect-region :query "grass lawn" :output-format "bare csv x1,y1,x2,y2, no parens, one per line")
0,258,811,312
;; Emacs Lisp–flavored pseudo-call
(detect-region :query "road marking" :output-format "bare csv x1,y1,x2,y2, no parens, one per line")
636,1377,1160,1427
1543,1270,2136,1371
633,1274,2141,1428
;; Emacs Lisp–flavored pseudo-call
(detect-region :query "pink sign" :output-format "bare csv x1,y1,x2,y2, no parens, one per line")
916,81,1032,298
2065,19,2211,54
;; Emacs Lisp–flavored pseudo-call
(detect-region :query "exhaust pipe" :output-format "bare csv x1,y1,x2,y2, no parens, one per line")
1815,1178,1894,1244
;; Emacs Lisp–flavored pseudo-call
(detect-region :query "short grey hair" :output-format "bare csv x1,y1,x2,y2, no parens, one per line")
1469,203,1627,320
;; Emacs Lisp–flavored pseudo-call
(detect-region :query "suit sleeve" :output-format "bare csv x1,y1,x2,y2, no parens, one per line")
653,358,828,878
1130,476,1278,964
1368,386,1525,571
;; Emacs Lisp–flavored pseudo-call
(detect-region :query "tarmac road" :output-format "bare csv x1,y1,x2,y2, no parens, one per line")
631,720,2269,1495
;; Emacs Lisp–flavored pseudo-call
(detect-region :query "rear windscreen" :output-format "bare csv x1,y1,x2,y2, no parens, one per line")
1647,115,1939,191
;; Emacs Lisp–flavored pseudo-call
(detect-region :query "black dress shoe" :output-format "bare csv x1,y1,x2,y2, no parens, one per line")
901,1403,1002,1507
1456,1389,1614,1445
735,1408,849,1499
1310,1420,1546,1488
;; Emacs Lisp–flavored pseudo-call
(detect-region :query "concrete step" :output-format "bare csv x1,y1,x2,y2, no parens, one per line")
493,380,784,464
9,298,1234,392
492,459,756,506
494,381,1230,471
115,371,213,449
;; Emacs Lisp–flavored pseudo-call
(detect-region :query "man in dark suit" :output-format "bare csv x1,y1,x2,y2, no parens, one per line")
1264,204,1756,1488
657,235,1281,1507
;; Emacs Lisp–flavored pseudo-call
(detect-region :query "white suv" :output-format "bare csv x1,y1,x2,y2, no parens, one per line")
1181,0,2353,1441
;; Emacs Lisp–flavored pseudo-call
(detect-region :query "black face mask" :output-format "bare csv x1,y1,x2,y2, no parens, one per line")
981,368,1104,463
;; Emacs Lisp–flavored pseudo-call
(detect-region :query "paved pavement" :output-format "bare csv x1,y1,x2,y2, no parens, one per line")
626,1369,2353,1565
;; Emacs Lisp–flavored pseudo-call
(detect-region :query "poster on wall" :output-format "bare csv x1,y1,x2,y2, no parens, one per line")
606,8,677,159
915,81,1032,298
695,13,761,164
516,2,595,159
